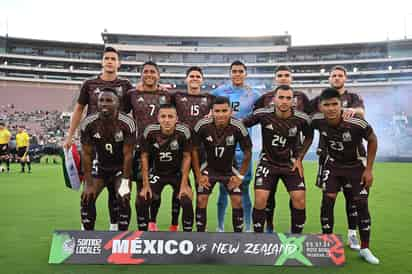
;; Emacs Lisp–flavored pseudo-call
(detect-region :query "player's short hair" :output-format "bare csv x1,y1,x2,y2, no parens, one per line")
142,61,160,73
100,87,118,96
275,65,291,74
159,103,176,111
274,85,293,94
0,122,5,126
212,96,231,107
186,66,203,77
103,46,120,60
330,65,347,76
319,87,341,102
230,60,247,72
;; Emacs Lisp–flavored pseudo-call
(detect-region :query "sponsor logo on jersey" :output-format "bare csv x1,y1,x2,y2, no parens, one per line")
93,132,101,139
342,131,352,142
289,126,298,137
115,131,124,142
226,135,235,146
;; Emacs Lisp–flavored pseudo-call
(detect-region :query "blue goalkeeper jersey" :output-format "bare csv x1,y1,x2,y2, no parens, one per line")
211,84,261,119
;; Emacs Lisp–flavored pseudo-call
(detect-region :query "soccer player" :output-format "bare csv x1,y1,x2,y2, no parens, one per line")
137,104,194,232
254,65,313,233
80,88,136,231
243,85,313,234
192,96,252,232
212,60,260,232
64,46,133,231
310,65,365,249
169,66,214,231
311,87,379,264
0,122,11,172
123,61,171,231
15,126,31,173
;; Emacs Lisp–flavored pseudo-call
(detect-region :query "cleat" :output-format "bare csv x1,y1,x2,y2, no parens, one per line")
169,225,179,232
109,223,119,231
148,222,158,232
359,248,380,264
348,233,361,250
216,227,224,233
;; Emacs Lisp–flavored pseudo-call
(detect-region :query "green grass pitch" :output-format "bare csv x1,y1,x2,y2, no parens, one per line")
0,161,410,274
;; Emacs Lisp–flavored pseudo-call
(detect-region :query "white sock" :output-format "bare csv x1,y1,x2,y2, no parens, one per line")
348,229,357,236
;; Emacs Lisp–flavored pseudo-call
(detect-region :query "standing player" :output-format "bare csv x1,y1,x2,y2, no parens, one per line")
80,88,136,231
212,60,260,232
0,122,11,172
254,65,313,233
310,65,365,249
243,85,313,233
64,46,133,231
192,96,252,232
123,61,172,231
311,88,379,264
15,126,31,173
137,104,194,232
169,66,214,231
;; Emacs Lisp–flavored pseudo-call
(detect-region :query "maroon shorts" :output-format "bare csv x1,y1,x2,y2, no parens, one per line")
254,160,305,192
196,164,242,196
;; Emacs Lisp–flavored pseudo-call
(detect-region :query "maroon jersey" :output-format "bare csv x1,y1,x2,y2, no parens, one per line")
141,123,191,175
77,76,133,115
172,92,214,129
311,113,373,167
193,117,252,174
80,113,137,171
243,106,312,168
309,90,364,114
253,90,313,114
123,90,171,139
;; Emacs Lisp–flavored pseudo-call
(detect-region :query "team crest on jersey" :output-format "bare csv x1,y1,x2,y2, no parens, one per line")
93,132,101,139
115,131,124,142
342,100,348,107
93,88,101,94
115,87,123,96
170,140,179,150
342,131,352,142
206,136,213,143
137,97,144,102
226,135,235,146
288,126,298,137
159,96,167,104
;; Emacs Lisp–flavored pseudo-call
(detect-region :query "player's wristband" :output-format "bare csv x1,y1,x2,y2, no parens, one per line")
236,174,245,180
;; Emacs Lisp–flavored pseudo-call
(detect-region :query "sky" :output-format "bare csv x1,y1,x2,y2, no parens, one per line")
1,0,412,45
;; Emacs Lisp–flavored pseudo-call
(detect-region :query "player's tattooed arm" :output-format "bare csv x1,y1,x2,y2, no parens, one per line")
139,151,152,200
179,151,193,200
80,143,96,204
362,131,378,188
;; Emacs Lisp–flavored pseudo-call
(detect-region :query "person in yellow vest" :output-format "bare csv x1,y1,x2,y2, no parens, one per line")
0,122,11,172
16,126,31,173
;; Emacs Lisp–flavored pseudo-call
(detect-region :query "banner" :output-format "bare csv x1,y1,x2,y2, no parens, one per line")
49,231,345,266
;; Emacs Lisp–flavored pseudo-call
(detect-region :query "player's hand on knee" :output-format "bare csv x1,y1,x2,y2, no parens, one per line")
63,137,73,150
198,175,210,190
139,185,152,200
228,176,241,190
81,188,96,205
292,159,304,178
361,168,373,187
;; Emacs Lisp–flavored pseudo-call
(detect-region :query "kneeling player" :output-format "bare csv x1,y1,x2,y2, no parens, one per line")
80,88,136,231
311,88,379,264
243,85,313,233
137,104,194,232
192,96,252,232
